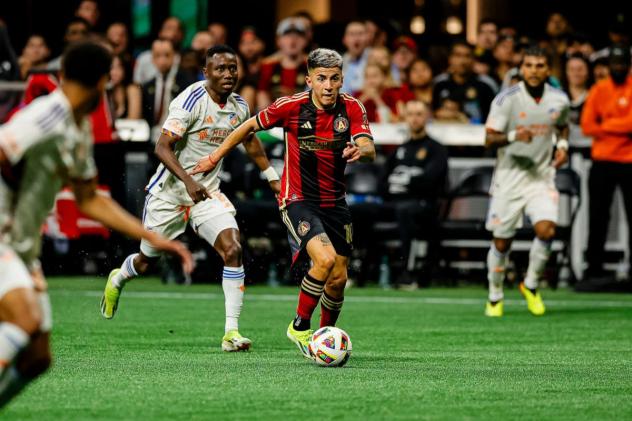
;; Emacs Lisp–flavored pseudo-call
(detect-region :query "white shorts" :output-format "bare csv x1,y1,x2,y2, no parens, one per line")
0,242,35,300
486,185,559,239
140,192,238,257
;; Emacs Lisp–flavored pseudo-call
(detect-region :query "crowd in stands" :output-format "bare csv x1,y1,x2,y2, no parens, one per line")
1,0,631,288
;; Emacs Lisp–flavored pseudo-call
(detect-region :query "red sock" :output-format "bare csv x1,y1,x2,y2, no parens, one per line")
294,274,325,329
320,291,344,328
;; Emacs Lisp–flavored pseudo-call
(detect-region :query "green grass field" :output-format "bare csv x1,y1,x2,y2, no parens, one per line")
4,277,632,420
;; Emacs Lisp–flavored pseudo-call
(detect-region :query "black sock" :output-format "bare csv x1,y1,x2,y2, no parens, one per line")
293,315,310,331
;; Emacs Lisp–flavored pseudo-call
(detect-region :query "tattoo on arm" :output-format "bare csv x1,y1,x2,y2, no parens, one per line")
317,233,332,246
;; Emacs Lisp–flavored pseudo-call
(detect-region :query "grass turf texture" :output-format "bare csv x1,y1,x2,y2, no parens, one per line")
4,277,632,420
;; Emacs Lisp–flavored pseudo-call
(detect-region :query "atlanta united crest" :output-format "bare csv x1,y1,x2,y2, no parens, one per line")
297,220,311,237
334,116,349,133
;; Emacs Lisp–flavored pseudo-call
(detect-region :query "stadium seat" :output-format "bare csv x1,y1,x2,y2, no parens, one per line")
439,165,494,280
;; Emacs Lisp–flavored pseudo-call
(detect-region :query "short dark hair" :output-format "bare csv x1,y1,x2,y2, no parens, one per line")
206,44,237,61
62,41,112,87
66,16,91,31
521,45,550,65
450,39,474,54
478,19,497,32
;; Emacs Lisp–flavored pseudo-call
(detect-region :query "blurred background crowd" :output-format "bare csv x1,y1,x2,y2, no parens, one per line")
1,0,631,292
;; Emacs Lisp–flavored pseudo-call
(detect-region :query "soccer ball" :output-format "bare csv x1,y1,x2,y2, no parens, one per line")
310,326,352,367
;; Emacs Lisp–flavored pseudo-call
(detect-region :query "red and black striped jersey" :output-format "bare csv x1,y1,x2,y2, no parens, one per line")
256,91,373,208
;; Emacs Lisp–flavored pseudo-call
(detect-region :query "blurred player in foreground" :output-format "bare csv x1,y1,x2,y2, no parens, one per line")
0,42,193,408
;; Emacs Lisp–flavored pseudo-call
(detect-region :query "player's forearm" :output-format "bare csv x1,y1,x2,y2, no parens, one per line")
357,138,376,162
211,118,260,164
77,194,159,243
243,134,272,171
485,131,509,148
155,139,195,184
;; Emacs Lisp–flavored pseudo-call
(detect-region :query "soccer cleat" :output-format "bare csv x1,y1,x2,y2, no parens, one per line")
286,321,314,359
485,300,504,317
100,269,122,319
519,282,546,316
221,330,252,352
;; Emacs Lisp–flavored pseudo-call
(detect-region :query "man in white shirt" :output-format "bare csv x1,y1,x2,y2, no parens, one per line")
102,45,280,352
0,42,192,408
484,46,570,317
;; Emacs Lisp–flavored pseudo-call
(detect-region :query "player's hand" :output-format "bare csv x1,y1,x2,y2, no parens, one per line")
150,238,195,274
552,148,568,169
269,180,281,195
515,127,533,142
185,179,211,203
342,142,361,163
189,153,219,176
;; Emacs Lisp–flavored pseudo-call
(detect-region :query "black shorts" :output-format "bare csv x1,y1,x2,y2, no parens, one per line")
280,201,353,264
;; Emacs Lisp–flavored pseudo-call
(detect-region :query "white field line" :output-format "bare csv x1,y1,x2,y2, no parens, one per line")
51,289,632,308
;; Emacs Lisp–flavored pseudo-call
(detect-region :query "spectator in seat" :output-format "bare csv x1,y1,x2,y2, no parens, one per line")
474,19,498,58
257,18,308,109
341,20,370,93
432,39,497,123
141,39,193,134
18,35,50,79
238,26,265,83
356,64,411,123
48,17,91,71
391,35,418,85
75,0,100,29
406,58,433,106
106,22,130,58
134,16,184,85
380,100,448,287
208,22,228,45
109,54,141,119
563,53,592,130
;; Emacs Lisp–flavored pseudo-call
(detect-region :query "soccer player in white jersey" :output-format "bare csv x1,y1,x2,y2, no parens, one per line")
0,42,193,408
484,46,570,317
101,45,280,351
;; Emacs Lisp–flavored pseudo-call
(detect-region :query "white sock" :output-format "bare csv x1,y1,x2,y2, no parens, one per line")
0,323,29,376
524,238,552,290
222,266,245,333
112,253,139,288
487,243,508,302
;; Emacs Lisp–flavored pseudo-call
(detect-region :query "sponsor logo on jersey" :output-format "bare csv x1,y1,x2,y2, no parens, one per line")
228,113,239,127
198,129,209,140
519,112,527,119
301,121,312,129
205,115,214,124
334,116,349,133
416,148,427,160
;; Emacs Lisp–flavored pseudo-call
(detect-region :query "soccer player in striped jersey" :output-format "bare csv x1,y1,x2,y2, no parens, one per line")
190,48,376,359
0,42,193,408
101,45,280,352
484,46,570,317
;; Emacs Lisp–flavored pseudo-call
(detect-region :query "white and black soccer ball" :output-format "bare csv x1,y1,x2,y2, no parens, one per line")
310,326,352,367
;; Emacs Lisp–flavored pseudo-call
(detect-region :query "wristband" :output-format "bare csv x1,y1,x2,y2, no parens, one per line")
208,152,219,166
263,166,280,182
556,139,569,151
507,130,517,142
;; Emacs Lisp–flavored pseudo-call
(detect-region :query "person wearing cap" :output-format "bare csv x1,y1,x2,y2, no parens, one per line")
256,17,308,109
581,44,632,283
341,20,370,93
392,35,418,85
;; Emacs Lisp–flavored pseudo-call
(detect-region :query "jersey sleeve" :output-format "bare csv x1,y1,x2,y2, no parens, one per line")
256,97,293,130
555,95,571,127
485,92,511,132
161,88,197,138
347,97,373,141
0,105,52,165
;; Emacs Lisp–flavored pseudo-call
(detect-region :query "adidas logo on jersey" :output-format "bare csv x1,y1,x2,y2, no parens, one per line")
301,121,312,129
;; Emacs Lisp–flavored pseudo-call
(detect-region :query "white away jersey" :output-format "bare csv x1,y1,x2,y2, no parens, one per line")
0,89,96,264
485,82,569,198
146,81,250,205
